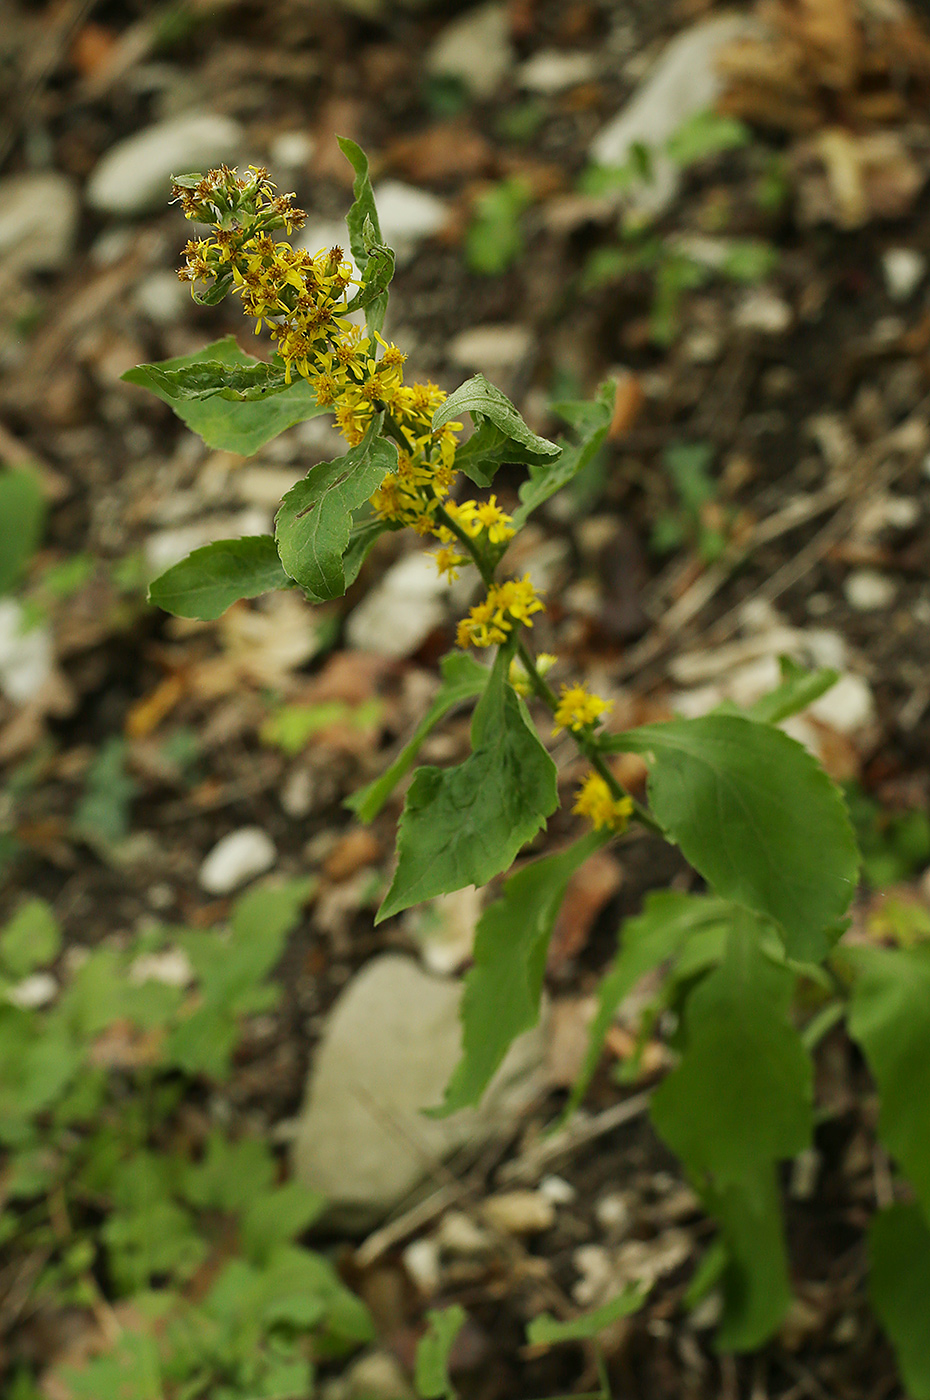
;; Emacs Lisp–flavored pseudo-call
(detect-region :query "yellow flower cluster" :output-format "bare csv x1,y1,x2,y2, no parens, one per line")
456,576,544,649
573,773,633,833
553,684,613,734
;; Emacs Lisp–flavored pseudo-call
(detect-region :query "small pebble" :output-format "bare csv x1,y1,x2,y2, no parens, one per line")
198,827,277,894
594,1191,634,1234
271,130,316,168
734,289,792,335
437,1210,492,1255
882,247,926,302
808,673,875,733
538,1175,576,1206
448,323,533,372
844,568,898,612
481,1190,555,1235
129,949,194,987
7,973,58,1009
0,600,53,705
402,1236,441,1294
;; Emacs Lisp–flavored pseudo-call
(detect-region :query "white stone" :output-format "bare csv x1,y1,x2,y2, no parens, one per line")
734,288,792,334
346,550,448,658
291,954,546,1223
374,181,449,268
402,1236,442,1294
198,827,277,894
87,113,243,216
538,1174,576,1205
414,886,481,975
7,973,57,1009
518,50,598,93
882,247,926,302
594,1191,635,1234
808,672,875,733
144,509,272,577
129,948,194,987
572,1244,616,1306
448,323,533,373
134,270,189,325
428,3,513,99
271,130,316,169
590,14,757,215
481,1190,555,1235
844,568,898,612
0,172,79,273
0,600,53,705
437,1210,493,1255
341,1352,414,1400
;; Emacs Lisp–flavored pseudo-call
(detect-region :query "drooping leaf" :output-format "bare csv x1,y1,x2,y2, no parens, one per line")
347,652,489,822
847,944,930,1215
275,418,398,601
870,1203,930,1400
453,418,556,489
377,648,558,922
147,535,294,620
513,380,615,529
337,136,394,336
437,830,607,1117
527,1286,648,1345
124,337,326,456
432,374,558,471
0,466,45,595
650,920,813,1349
415,1304,467,1400
604,714,858,962
743,657,839,725
0,898,61,978
132,360,291,403
562,891,736,1123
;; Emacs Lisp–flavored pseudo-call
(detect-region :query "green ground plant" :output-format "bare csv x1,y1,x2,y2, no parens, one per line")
130,143,930,1395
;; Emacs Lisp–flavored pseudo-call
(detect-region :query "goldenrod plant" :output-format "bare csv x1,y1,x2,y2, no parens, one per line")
132,143,930,1395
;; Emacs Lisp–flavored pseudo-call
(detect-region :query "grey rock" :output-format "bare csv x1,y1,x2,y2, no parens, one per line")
0,172,79,273
590,14,756,216
428,3,513,99
844,568,898,612
198,827,277,894
87,113,243,216
134,270,190,324
346,551,449,658
447,323,533,373
291,954,546,1225
374,180,449,268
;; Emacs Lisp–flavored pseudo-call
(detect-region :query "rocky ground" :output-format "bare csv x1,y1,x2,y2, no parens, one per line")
4,0,930,1396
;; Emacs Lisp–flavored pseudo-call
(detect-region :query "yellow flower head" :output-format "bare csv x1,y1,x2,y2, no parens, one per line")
456,575,544,649
553,683,613,734
573,772,633,834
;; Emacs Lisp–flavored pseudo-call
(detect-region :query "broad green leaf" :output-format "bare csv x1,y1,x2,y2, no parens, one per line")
604,715,858,962
124,337,326,456
0,466,45,594
847,944,930,1215
377,648,558,922
665,110,750,167
347,652,489,822
437,831,607,1116
527,1286,648,1345
650,921,812,1349
743,657,838,725
337,136,394,336
133,360,290,402
562,891,736,1123
432,374,558,464
182,1134,276,1213
62,1331,162,1400
453,418,556,488
870,1203,930,1400
241,1182,327,1264
275,418,398,601
0,898,60,977
513,380,614,529
147,535,294,620
415,1304,466,1400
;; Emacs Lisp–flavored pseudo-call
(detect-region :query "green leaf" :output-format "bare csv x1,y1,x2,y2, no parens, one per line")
0,466,45,595
133,360,292,402
415,1304,466,1400
604,715,858,962
62,1331,162,1400
147,536,295,620
241,1182,327,1265
562,891,735,1123
275,417,398,601
437,831,607,1116
0,898,60,977
182,1134,276,1213
465,177,531,277
73,737,137,847
347,652,489,822
870,1203,930,1400
377,648,558,922
513,380,614,529
124,337,326,456
432,374,558,464
337,136,394,337
453,418,556,489
650,920,812,1349
342,511,389,590
527,1286,648,1345
847,944,930,1215
743,657,839,725
665,110,750,167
